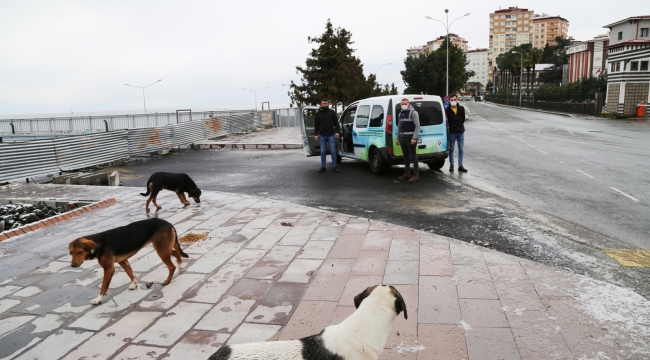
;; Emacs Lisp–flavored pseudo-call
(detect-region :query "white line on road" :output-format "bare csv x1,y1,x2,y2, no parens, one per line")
537,149,547,154
610,187,639,202
577,170,594,179
527,143,536,148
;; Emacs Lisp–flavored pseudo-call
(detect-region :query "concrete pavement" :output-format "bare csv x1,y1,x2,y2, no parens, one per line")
0,184,649,359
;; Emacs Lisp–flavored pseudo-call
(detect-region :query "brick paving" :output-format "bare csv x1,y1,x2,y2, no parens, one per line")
0,184,649,359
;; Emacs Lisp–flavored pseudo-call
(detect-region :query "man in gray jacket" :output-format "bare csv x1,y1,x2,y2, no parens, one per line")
395,98,421,182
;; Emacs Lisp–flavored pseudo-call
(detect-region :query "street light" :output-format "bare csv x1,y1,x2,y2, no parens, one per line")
243,87,268,111
124,79,162,114
512,51,523,107
425,11,471,97
374,63,392,76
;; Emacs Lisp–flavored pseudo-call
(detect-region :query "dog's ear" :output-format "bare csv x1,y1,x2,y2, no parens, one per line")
390,286,408,319
353,286,377,309
79,238,98,257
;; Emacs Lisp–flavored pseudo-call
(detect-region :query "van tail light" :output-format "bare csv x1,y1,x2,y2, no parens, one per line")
386,115,393,134
388,147,393,155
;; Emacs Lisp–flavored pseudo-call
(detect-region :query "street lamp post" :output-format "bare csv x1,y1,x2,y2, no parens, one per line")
243,87,268,111
512,51,523,107
374,63,392,77
125,79,162,114
425,11,470,97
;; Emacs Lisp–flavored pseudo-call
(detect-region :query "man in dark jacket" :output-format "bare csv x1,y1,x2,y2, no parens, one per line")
445,94,469,173
395,98,421,182
314,99,342,172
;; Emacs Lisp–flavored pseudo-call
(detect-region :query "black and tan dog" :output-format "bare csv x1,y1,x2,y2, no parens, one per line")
141,172,202,212
68,218,188,305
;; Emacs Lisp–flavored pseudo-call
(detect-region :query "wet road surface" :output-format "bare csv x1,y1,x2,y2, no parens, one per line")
116,105,650,298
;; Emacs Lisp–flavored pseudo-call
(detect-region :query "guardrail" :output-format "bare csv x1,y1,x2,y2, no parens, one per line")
0,112,263,182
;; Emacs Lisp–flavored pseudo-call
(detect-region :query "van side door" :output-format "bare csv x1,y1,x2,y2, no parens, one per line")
352,103,371,159
299,106,320,156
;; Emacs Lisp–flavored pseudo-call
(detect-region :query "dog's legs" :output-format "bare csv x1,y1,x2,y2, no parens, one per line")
159,252,176,285
92,264,115,305
145,197,152,213
119,260,138,290
152,228,176,285
177,192,190,207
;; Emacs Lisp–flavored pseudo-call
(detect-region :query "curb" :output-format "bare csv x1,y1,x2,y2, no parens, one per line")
0,198,117,241
193,143,302,150
485,101,576,117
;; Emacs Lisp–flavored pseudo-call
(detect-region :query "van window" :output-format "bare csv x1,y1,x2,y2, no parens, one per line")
395,101,443,126
369,105,384,127
341,107,357,124
355,105,370,128
303,108,316,128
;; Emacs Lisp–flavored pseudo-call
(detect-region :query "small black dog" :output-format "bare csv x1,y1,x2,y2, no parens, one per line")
141,172,201,212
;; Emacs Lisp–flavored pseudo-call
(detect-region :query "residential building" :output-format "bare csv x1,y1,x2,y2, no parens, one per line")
405,34,468,57
603,16,650,116
533,14,570,48
465,48,490,91
488,7,535,84
566,34,609,82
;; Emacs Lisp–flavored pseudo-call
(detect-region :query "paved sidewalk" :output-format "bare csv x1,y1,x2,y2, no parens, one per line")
0,184,649,359
193,127,302,150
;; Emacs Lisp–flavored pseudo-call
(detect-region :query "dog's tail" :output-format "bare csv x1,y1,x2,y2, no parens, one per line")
140,182,151,197
174,225,189,258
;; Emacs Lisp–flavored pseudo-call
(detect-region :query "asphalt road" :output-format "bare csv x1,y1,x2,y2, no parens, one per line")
116,106,650,298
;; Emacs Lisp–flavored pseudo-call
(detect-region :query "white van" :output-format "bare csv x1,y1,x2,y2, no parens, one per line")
300,95,449,173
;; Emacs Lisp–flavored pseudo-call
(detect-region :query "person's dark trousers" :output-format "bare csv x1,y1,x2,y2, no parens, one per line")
319,135,337,169
399,136,419,173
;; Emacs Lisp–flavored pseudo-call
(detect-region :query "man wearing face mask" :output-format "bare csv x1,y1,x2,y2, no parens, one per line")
395,98,421,182
445,94,469,173
314,99,341,173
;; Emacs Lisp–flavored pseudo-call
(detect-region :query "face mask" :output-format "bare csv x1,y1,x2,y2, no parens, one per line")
450,101,458,107
401,105,409,110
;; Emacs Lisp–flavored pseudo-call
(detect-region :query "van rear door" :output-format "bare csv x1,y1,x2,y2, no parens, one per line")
299,106,320,156
393,100,446,155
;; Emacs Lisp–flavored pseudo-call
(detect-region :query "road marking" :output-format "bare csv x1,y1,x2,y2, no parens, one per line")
577,170,594,179
537,149,547,154
474,114,509,132
527,143,535,148
610,187,639,202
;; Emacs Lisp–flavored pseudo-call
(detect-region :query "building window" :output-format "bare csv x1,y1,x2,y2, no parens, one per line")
525,13,529,18
641,61,649,71
611,63,616,72
630,61,639,71
616,62,621,71
617,32,622,40
641,28,649,37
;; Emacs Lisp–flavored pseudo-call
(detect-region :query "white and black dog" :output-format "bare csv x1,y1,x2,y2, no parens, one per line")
208,285,407,360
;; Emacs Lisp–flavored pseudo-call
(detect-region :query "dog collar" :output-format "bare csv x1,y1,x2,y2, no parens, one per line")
90,249,95,255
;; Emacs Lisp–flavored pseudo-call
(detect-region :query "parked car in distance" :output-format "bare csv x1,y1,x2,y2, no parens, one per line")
300,95,449,174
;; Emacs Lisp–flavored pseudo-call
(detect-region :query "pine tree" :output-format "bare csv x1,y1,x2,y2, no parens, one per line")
289,20,366,109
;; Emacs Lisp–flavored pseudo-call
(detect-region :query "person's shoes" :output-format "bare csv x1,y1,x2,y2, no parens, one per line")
458,166,468,173
317,167,326,173
332,167,341,172
408,173,420,182
449,165,454,173
398,171,411,180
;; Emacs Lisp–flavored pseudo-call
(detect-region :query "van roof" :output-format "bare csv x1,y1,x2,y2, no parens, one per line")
355,94,443,102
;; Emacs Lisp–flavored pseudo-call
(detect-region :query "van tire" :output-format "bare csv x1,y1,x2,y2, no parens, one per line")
369,148,387,174
426,159,445,170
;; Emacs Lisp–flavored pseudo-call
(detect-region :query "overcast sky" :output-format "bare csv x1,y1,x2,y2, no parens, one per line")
0,0,643,116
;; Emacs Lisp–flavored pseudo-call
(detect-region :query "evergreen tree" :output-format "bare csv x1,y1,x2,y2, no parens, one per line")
289,20,397,108
401,37,474,96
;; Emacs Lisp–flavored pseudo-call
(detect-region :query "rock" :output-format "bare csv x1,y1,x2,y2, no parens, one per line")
0,220,4,232
33,209,46,219
20,213,40,224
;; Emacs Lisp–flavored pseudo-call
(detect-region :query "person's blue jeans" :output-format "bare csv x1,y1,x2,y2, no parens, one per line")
448,132,464,167
319,135,337,169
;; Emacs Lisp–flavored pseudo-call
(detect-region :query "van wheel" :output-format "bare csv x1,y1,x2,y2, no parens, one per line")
426,159,445,170
369,149,387,174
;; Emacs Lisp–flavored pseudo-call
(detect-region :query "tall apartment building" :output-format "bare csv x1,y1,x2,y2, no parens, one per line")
488,7,535,83
533,14,570,48
406,34,468,57
466,49,490,85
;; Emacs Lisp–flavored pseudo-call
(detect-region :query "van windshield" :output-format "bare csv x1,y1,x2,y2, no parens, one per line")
395,101,443,126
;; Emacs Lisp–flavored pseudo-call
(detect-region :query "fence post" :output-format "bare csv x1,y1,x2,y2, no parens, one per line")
594,93,603,115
